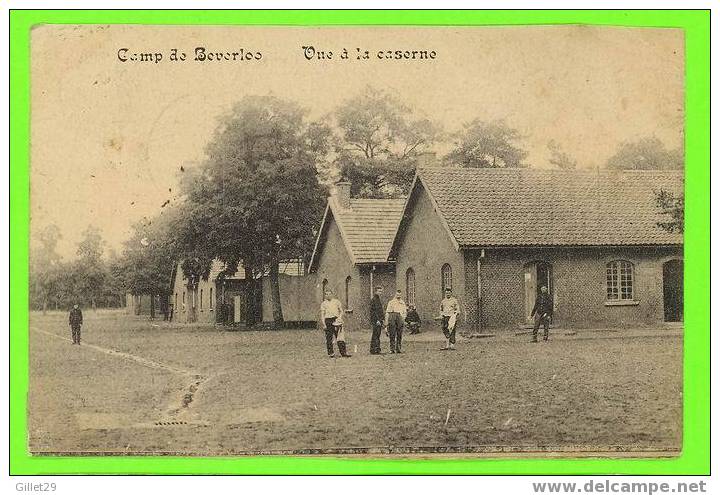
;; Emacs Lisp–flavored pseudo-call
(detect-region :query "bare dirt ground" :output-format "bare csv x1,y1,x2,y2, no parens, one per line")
28,310,682,456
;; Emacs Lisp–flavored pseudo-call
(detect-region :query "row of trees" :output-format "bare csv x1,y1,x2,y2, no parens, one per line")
29,86,684,317
29,225,125,312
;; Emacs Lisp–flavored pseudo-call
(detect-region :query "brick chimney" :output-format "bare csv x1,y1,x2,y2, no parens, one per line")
334,181,351,209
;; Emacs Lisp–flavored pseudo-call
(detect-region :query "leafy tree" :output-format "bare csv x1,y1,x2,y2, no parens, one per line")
104,249,127,308
118,210,180,318
73,225,107,310
547,140,578,170
605,137,683,170
447,119,528,168
331,86,441,197
176,95,328,324
29,224,63,313
655,189,684,234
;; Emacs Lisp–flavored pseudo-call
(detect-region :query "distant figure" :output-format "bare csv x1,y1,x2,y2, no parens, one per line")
369,286,385,355
531,285,553,342
69,304,83,345
319,289,351,358
440,288,460,350
385,289,407,354
405,304,421,334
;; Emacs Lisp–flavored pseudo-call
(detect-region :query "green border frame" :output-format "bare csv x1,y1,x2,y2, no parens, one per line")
10,9,710,475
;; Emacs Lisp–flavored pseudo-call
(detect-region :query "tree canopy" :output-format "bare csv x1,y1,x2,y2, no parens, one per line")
605,137,683,170
655,189,684,234
446,119,528,168
175,95,328,323
547,139,578,170
29,225,125,311
330,86,441,197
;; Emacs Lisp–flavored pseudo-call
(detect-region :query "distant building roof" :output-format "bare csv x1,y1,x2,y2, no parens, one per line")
173,259,304,286
408,167,684,248
309,196,406,270
208,259,246,280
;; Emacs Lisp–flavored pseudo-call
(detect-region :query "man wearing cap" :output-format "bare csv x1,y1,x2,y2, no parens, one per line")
385,289,407,354
530,285,553,342
440,288,460,350
68,303,83,345
369,286,385,354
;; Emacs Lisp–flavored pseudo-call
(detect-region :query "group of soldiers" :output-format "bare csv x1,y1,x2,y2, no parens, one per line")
66,283,553,351
318,283,554,357
319,285,462,358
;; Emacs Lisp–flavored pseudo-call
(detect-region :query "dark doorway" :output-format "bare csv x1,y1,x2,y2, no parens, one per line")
524,261,553,325
663,259,683,322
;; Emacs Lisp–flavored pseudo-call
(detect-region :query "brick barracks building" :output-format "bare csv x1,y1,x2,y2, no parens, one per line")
388,167,683,331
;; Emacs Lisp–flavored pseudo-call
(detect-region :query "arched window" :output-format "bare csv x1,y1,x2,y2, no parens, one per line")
209,288,213,309
406,268,416,306
606,260,634,300
345,276,352,309
182,291,186,309
322,278,328,295
441,264,453,295
174,293,177,310
200,289,204,310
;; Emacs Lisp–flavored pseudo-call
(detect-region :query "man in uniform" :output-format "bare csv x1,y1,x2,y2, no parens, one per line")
69,303,83,345
319,289,351,357
530,285,553,342
369,286,384,354
385,289,407,354
440,288,460,350
405,304,421,334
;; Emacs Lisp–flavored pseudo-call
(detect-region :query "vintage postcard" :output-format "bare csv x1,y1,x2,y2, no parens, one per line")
28,24,684,456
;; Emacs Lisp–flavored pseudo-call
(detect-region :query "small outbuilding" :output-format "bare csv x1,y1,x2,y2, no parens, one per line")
308,182,405,332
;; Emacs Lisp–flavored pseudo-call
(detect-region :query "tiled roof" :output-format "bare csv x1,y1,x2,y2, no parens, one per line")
311,196,406,268
417,167,684,247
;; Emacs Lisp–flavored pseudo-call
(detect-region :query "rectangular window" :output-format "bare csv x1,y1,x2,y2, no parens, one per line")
200,289,204,310
606,261,634,300
182,291,186,309
210,288,213,309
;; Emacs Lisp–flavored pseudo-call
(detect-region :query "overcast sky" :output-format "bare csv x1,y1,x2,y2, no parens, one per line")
31,25,684,258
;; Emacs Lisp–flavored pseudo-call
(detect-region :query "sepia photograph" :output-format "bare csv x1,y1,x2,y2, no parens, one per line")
28,24,685,457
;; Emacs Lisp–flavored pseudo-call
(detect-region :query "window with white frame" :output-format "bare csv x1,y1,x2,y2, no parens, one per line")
606,260,634,300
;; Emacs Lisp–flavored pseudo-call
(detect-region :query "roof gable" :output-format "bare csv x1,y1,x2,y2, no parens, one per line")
389,176,459,260
309,196,406,270
405,167,684,248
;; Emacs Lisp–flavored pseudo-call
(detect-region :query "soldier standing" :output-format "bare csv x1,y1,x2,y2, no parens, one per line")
319,289,351,358
531,285,553,342
369,286,384,355
385,289,407,354
69,303,83,345
440,288,460,350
